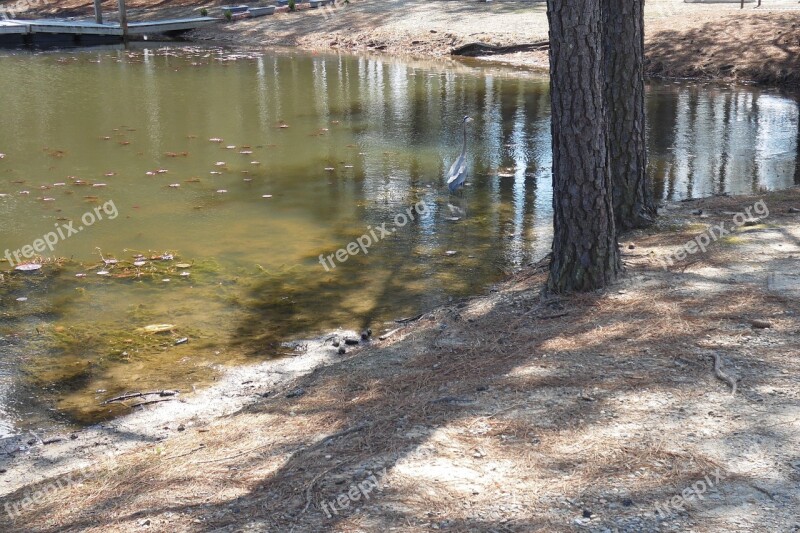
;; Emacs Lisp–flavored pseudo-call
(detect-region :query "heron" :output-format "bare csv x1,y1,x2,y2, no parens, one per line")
446,115,473,194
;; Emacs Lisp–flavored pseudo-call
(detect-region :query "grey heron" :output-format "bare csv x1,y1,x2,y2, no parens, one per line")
446,116,473,194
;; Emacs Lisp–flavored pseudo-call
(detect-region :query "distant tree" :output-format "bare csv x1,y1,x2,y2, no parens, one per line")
602,0,656,231
546,0,620,293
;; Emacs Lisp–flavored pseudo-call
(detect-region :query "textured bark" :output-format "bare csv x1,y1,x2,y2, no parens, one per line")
796,100,800,186
602,0,656,231
546,0,620,293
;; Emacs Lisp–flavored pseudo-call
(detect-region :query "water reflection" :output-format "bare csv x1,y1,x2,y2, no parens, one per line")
647,82,799,200
0,47,798,432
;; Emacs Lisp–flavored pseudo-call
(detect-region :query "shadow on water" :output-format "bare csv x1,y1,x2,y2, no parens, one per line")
0,46,798,431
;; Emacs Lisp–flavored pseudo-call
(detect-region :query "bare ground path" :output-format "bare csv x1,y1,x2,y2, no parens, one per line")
1,189,798,532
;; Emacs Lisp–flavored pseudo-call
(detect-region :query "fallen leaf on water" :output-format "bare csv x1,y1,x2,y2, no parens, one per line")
262,194,273,198
15,263,42,272
0,153,5,159
215,162,226,166
216,189,228,193
169,184,180,188
138,324,176,334
209,138,223,143
176,263,191,269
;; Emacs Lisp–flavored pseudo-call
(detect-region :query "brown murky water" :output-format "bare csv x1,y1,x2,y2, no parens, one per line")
0,46,797,435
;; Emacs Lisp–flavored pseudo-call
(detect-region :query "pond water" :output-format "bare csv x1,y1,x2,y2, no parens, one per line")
0,46,798,435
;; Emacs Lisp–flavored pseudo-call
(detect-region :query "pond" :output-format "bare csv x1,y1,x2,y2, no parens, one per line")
0,46,798,435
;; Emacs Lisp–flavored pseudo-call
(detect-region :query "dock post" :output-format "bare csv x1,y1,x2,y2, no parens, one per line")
117,0,128,42
94,0,103,24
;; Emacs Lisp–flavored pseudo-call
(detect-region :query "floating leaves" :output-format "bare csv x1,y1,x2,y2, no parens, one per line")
15,263,42,272
138,324,177,334
209,137,223,143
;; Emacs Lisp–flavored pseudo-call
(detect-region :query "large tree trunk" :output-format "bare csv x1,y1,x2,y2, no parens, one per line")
795,100,800,186
602,0,656,231
546,0,620,293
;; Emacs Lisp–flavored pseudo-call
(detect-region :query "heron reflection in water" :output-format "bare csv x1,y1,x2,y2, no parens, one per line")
445,116,473,225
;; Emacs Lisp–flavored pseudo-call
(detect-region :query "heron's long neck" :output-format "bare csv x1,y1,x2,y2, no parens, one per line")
461,123,467,153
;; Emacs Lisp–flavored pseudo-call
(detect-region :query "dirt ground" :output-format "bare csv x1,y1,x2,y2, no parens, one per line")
0,188,798,532
7,0,800,87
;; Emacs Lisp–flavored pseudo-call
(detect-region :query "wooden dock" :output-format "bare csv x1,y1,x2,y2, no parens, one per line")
0,17,217,46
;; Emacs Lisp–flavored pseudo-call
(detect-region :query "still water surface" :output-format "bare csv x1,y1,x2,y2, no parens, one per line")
0,46,798,434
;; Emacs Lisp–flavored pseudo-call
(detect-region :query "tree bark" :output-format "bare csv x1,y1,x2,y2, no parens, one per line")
546,0,620,293
602,0,656,231
795,100,800,186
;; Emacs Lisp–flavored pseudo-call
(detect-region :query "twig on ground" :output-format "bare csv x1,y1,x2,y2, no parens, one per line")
103,390,179,404
379,327,404,341
711,353,738,395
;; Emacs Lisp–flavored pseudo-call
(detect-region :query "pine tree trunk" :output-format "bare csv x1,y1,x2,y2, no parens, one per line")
602,0,656,231
795,101,800,186
546,0,620,293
